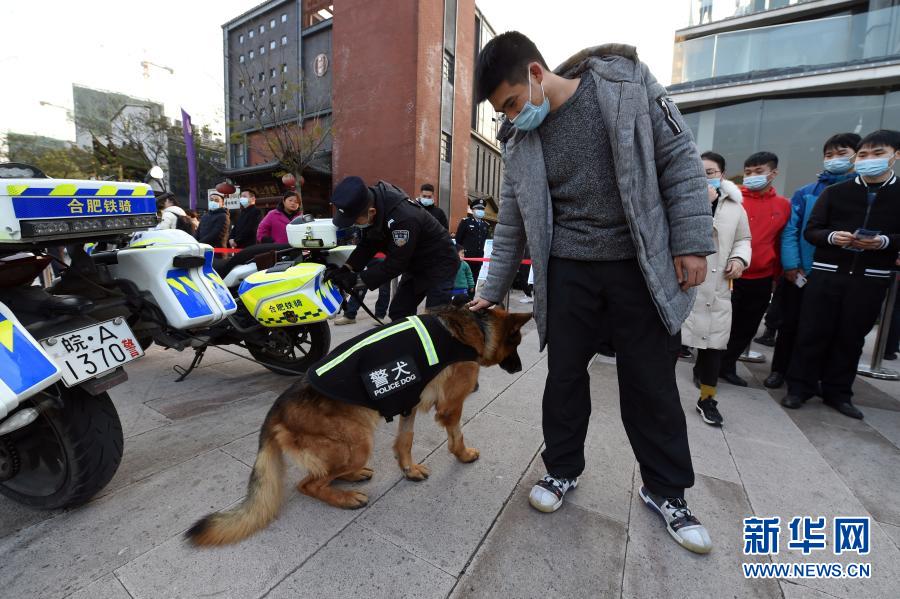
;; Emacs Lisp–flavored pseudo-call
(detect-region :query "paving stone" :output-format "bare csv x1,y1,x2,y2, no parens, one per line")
863,406,900,450
788,411,900,527
268,522,456,599
726,434,900,599
68,573,132,599
622,472,780,599
0,501,61,541
145,368,288,420
109,393,170,439
780,581,847,599
481,359,546,429
450,473,627,599
359,412,543,574
101,392,276,497
878,520,900,551
0,450,248,599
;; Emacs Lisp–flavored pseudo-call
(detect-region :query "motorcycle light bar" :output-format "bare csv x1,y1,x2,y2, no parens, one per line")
19,214,158,239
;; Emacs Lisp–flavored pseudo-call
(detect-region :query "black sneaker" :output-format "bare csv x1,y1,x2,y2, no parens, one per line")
639,487,712,554
885,352,898,361
696,398,723,426
754,328,777,347
678,345,693,359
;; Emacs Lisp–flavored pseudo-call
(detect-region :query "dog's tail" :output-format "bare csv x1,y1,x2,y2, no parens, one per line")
186,428,284,547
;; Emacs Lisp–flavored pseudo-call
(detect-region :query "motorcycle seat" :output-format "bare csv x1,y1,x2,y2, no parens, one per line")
40,294,94,316
217,243,293,278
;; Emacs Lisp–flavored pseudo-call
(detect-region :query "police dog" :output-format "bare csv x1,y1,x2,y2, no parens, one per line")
186,306,531,546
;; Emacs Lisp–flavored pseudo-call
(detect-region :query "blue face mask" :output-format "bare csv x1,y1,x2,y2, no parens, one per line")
208,200,221,211
743,174,769,191
239,197,250,208
708,178,721,190
823,157,853,175
855,157,894,178
419,197,434,207
473,209,485,219
511,70,550,131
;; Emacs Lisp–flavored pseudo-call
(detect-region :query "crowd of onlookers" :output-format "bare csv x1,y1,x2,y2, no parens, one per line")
684,129,900,426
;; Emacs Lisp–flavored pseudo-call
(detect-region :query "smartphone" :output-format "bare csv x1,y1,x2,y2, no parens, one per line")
795,273,807,288
854,228,881,240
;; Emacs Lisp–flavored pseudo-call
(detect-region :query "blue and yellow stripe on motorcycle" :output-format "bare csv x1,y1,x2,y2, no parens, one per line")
314,274,336,314
166,268,213,318
7,183,156,219
202,251,237,311
0,313,60,396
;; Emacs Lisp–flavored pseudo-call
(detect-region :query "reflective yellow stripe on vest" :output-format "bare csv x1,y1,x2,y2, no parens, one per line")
314,316,439,377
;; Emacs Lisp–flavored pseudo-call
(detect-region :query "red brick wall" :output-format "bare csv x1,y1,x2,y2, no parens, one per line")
450,0,475,231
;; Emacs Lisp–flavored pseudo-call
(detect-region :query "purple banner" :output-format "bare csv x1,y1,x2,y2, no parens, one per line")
181,108,198,211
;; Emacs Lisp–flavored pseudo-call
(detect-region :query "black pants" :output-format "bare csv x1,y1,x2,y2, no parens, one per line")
467,254,483,283
770,279,805,375
763,278,784,331
787,273,890,403
693,349,723,388
886,289,900,356
542,258,693,498
720,277,773,375
387,273,454,321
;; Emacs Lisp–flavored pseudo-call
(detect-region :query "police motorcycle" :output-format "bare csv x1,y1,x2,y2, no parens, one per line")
108,214,349,381
0,163,157,509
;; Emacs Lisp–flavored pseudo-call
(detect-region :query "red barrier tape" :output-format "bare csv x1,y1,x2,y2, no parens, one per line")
213,248,241,254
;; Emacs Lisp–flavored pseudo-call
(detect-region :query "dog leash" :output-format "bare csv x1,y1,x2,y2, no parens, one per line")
335,280,387,327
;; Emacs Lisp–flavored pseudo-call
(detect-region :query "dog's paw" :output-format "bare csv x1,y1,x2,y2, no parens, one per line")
339,467,374,482
340,490,369,509
404,463,431,481
457,447,480,463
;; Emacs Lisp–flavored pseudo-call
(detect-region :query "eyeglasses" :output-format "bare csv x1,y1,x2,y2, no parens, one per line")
705,169,722,177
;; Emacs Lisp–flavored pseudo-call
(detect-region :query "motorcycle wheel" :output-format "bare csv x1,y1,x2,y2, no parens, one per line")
0,385,123,509
248,321,331,376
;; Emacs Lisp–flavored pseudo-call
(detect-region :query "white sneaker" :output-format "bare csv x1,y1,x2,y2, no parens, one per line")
639,486,712,554
528,474,578,513
519,296,534,304
334,316,356,325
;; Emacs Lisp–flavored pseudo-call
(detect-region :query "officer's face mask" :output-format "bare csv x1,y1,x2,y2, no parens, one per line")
354,207,376,229
473,209,485,219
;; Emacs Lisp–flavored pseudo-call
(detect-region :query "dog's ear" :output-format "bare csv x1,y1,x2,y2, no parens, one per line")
450,295,469,309
507,311,532,332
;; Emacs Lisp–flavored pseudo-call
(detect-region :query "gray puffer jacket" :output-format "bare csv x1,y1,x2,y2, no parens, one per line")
480,44,715,349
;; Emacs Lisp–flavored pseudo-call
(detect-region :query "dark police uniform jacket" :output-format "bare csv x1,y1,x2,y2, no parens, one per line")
306,315,478,421
347,181,459,291
454,215,489,257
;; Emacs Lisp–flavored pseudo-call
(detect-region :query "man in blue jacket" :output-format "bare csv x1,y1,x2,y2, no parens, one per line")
764,133,860,389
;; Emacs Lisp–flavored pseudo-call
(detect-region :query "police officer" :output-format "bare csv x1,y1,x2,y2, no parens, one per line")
455,200,490,281
326,176,460,321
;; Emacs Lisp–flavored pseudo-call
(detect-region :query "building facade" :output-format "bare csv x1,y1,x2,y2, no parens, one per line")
222,0,497,229
670,0,900,195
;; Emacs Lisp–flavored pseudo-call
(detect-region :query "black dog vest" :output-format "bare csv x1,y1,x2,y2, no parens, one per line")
307,315,479,421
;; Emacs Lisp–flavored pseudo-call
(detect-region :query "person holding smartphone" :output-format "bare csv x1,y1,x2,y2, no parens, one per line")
783,130,900,419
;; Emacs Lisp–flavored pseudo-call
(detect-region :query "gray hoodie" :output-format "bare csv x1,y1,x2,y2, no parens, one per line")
480,44,715,349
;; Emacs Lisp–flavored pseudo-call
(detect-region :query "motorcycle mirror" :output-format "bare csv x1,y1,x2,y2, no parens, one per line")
149,165,165,180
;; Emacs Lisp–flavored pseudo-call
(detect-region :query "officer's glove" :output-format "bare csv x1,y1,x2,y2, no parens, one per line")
336,269,365,294
323,264,351,283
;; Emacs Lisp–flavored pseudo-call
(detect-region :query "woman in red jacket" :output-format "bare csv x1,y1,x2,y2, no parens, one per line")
257,191,302,244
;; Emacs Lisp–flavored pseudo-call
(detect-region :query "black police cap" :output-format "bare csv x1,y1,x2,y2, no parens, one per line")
330,176,372,228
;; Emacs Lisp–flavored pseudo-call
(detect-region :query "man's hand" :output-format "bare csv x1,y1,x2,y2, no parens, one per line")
831,231,855,247
707,185,718,203
673,255,707,291
850,237,884,251
228,239,236,248
724,258,745,280
783,268,805,284
468,297,495,312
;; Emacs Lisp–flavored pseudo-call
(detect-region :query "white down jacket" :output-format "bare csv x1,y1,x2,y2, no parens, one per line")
682,179,752,350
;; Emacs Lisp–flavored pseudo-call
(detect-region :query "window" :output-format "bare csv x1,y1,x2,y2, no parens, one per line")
440,133,452,163
259,45,265,55
270,68,277,78
271,85,277,94
259,25,265,34
442,50,455,84
249,50,255,59
239,34,244,44
260,87,266,96
248,29,254,39
250,92,255,100
239,55,245,64
239,114,245,122
270,18,276,28
258,72,265,82
238,79,245,88
281,35,288,45
281,13,287,23
239,96,245,105
282,63,288,73
270,40,276,50
282,81,288,90
281,102,287,111
260,108,266,117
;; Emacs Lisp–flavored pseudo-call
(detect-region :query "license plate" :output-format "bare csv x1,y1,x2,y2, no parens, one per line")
40,320,144,387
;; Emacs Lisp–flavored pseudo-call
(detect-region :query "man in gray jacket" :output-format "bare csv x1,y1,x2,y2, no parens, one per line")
470,32,715,554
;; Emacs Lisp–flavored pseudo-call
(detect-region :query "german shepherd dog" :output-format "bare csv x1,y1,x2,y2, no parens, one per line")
187,306,531,546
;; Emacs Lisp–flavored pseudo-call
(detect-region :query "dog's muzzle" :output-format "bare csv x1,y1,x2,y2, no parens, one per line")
499,350,523,374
